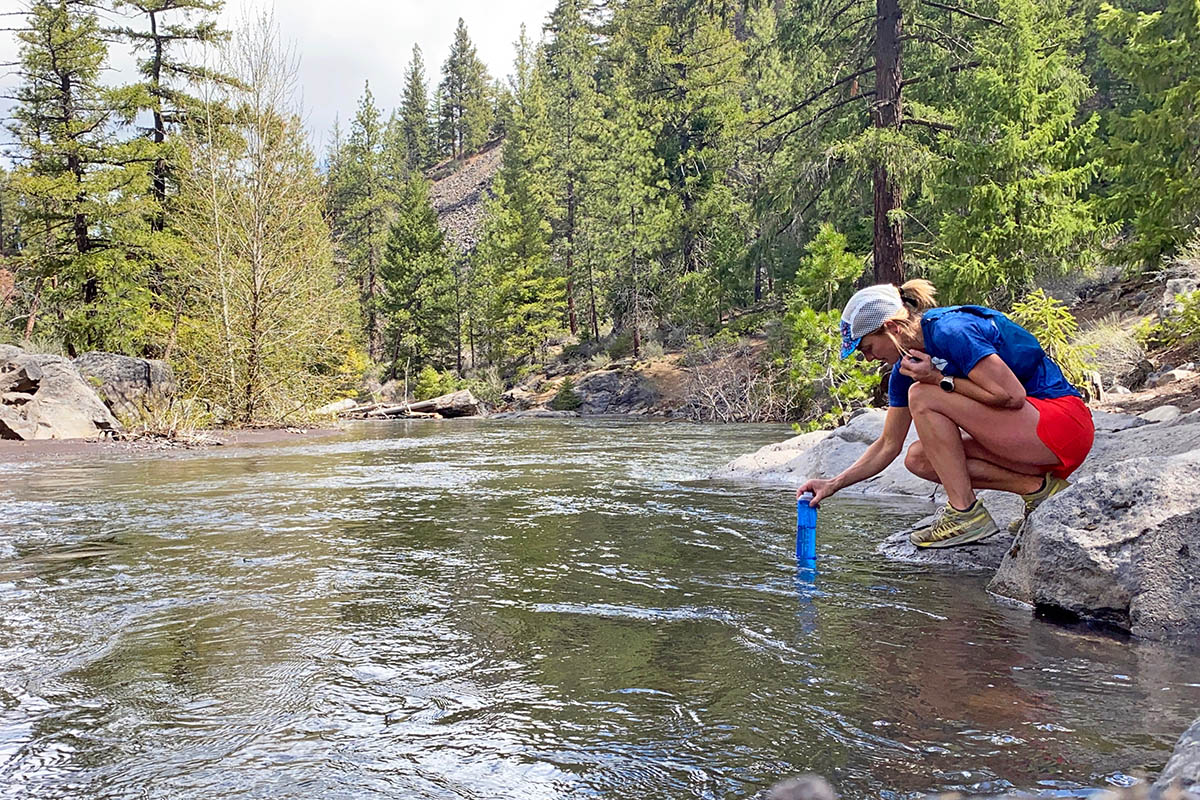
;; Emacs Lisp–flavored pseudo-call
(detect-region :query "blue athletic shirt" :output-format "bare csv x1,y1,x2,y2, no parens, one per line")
887,305,1081,408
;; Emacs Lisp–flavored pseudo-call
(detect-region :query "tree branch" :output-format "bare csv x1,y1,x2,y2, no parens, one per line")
902,116,955,132
755,64,876,129
918,0,1004,26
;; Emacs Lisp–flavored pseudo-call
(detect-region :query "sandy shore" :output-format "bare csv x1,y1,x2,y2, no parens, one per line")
0,425,344,462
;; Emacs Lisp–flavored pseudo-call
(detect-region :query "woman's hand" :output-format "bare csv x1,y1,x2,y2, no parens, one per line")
797,478,837,507
897,349,942,384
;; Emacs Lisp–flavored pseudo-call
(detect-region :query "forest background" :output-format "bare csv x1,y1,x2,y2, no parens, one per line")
1,0,1197,427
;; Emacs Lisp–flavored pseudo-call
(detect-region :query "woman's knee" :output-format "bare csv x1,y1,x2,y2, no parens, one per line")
904,441,934,478
907,381,938,414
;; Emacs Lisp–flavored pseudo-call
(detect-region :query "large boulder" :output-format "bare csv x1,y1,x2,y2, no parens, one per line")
710,409,938,499
0,348,121,440
73,351,175,420
574,367,660,415
988,451,1200,639
1155,716,1200,799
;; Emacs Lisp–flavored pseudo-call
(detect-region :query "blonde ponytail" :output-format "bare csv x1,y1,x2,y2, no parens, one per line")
898,279,937,312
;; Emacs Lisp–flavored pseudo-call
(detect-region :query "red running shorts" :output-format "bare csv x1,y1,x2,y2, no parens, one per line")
1028,394,1095,478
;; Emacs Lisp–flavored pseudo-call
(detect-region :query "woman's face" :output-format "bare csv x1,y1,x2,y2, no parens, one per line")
856,327,901,365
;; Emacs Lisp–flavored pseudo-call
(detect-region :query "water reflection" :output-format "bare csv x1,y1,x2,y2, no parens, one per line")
1,419,1198,800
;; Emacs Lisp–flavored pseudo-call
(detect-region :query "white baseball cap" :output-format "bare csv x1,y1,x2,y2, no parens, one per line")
839,285,903,358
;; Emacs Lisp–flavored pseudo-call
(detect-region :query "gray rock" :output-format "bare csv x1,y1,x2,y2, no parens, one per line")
988,452,1200,639
1110,385,1132,395
0,350,120,440
1138,405,1182,424
574,368,659,415
1163,277,1199,317
1091,409,1146,433
765,774,837,800
710,409,938,499
1155,716,1200,799
489,408,580,419
502,387,537,410
1123,359,1157,391
1150,369,1197,388
73,351,175,420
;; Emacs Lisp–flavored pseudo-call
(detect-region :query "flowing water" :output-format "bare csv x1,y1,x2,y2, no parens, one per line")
1,419,1199,800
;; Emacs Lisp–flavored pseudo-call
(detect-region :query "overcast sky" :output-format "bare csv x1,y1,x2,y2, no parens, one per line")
1,1,559,160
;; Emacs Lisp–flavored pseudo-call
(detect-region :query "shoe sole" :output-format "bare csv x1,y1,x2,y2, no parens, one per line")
911,522,1001,548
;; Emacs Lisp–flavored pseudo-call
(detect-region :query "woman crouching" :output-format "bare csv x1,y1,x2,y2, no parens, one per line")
797,280,1095,548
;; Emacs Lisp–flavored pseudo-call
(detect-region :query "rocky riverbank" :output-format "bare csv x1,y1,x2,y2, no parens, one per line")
713,403,1200,641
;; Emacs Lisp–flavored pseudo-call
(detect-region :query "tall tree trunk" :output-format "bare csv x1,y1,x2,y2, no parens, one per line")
872,0,905,285
630,206,640,359
565,178,578,335
23,275,44,342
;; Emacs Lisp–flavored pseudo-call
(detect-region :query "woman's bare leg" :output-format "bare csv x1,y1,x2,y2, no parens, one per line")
907,383,1058,510
905,438,1046,495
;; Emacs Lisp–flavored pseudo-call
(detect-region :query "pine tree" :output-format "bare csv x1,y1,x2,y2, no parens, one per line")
5,0,156,354
470,27,562,366
400,44,434,169
1098,0,1200,264
380,175,456,377
331,83,402,360
544,0,603,338
591,58,673,358
110,0,229,232
439,19,493,159
932,0,1103,301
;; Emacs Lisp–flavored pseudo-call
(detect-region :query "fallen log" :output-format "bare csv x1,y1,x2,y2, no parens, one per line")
403,389,479,418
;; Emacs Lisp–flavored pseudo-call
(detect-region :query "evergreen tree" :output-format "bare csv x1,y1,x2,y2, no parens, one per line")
380,175,457,377
110,0,229,231
929,0,1103,301
5,0,155,354
470,27,561,366
330,83,402,360
544,0,603,338
400,44,434,169
439,19,493,159
591,59,673,357
1099,0,1200,264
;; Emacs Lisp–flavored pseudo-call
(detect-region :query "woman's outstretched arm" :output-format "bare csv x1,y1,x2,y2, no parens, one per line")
798,406,913,505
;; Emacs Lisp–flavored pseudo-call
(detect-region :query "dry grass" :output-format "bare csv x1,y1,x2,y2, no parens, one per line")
1073,314,1146,385
116,400,217,446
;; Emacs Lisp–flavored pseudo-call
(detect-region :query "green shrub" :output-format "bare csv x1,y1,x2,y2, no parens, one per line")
640,339,665,360
550,378,582,411
606,330,634,359
781,302,880,432
1143,290,1200,350
791,222,865,312
586,352,612,371
1008,289,1095,387
413,365,461,401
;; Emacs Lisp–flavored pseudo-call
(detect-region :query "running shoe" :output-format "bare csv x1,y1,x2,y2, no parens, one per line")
1008,475,1071,532
910,500,1000,548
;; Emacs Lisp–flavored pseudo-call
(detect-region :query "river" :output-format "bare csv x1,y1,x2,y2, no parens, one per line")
2,419,1198,799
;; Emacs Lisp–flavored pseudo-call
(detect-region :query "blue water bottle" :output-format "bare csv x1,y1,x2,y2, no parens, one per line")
796,492,818,566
